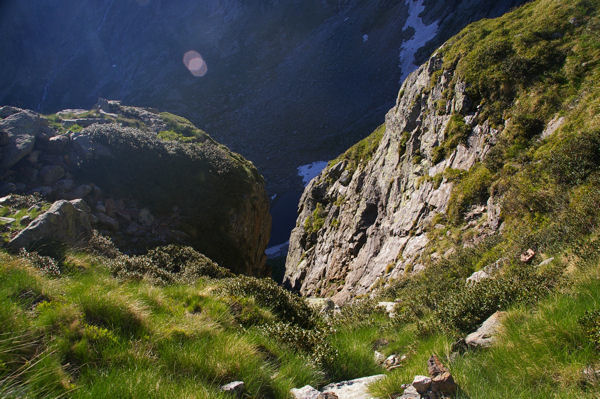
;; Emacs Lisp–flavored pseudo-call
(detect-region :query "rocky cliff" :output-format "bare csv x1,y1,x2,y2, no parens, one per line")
0,101,270,275
284,0,594,302
284,53,498,301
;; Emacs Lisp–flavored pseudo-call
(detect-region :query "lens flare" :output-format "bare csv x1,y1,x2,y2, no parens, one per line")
183,50,208,77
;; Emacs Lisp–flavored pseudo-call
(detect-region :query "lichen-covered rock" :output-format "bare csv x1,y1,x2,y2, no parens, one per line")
8,199,92,250
291,385,320,399
285,53,501,302
320,375,386,399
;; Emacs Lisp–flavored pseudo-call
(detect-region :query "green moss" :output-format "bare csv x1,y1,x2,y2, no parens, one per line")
432,114,472,164
303,203,326,234
157,130,198,143
446,164,493,224
159,112,212,144
397,131,411,158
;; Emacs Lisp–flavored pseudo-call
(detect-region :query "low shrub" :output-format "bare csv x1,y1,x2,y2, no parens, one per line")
579,308,600,351
259,322,337,368
87,230,121,258
220,276,316,328
438,264,563,333
18,248,60,276
109,245,232,284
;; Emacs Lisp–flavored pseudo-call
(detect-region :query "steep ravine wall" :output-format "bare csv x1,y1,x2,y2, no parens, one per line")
284,53,502,302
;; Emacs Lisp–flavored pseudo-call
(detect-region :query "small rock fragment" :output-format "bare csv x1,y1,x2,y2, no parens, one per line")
427,355,456,394
520,248,535,263
411,375,431,394
220,381,245,397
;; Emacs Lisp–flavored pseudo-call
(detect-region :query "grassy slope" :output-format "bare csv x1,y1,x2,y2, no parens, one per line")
0,250,325,398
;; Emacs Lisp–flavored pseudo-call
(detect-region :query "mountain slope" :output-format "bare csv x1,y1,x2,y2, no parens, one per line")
285,0,600,302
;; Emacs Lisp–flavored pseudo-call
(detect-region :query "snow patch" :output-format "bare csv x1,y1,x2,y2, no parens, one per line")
266,241,289,258
297,161,328,186
399,0,439,83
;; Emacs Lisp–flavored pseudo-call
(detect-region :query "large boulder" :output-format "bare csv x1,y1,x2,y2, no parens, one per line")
0,105,271,276
8,199,92,251
67,123,270,275
0,110,51,169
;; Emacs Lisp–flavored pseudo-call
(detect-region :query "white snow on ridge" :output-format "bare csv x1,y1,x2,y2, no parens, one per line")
297,161,328,186
399,0,439,83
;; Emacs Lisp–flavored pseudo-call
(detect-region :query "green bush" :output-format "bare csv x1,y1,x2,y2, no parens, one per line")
579,308,600,351
109,245,232,285
304,203,326,234
259,322,337,368
87,230,121,259
220,276,316,328
542,129,600,186
431,114,471,164
438,264,562,333
18,248,60,276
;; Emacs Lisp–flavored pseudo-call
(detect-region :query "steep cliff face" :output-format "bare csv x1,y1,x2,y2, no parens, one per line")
284,0,594,302
284,54,498,301
0,101,270,275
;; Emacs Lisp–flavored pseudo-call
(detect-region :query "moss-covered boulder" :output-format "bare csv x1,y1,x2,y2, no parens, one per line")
0,102,271,275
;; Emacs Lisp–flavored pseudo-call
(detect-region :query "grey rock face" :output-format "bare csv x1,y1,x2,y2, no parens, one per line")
40,165,65,185
285,52,502,302
291,375,385,399
8,199,92,250
465,311,507,348
0,110,51,169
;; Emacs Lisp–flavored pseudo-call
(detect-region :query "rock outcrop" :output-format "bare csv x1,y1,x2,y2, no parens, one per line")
396,355,457,398
291,375,385,399
285,52,502,302
465,311,507,348
0,102,270,275
8,199,92,250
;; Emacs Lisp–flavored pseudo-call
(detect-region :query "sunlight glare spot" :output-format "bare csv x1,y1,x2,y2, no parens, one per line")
183,50,208,77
